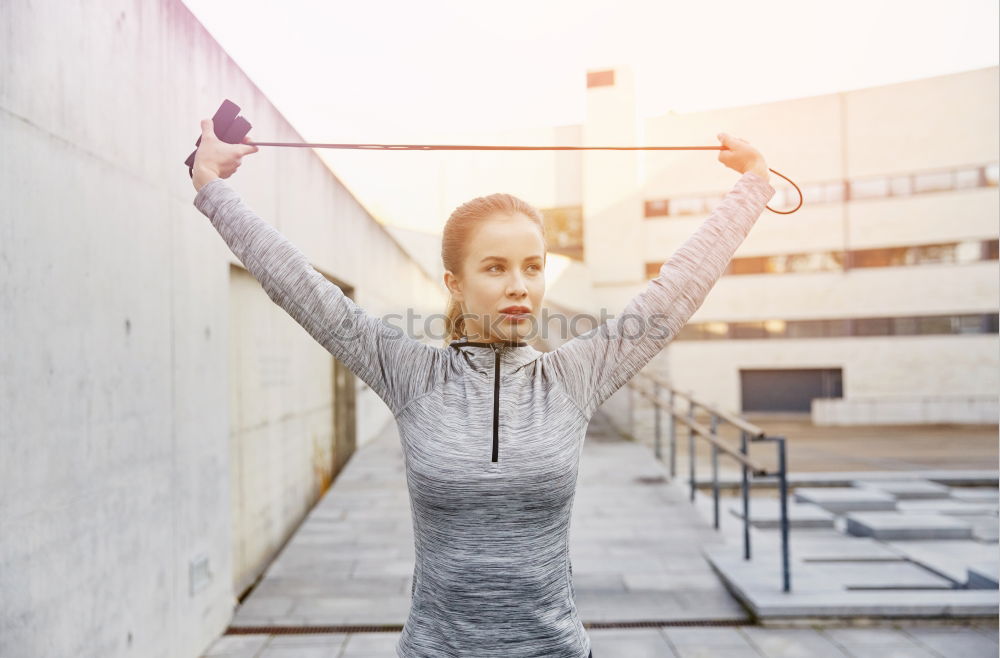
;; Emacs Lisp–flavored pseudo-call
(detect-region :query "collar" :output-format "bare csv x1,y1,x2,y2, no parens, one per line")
448,336,543,375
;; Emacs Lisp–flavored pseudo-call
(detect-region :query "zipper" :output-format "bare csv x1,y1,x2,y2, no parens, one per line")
448,337,528,463
491,342,501,462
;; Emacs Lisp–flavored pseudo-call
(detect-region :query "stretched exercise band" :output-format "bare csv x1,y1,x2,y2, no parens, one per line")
185,99,803,213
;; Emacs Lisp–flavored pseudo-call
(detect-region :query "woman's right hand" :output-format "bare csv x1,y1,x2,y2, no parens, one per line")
192,118,259,192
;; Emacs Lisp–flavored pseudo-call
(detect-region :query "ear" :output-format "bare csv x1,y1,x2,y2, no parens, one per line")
443,270,464,301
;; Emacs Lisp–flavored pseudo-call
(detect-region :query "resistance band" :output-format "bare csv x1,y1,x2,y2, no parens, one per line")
185,99,802,214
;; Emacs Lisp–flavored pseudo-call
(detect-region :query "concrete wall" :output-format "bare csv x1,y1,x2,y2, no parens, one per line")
0,1,444,656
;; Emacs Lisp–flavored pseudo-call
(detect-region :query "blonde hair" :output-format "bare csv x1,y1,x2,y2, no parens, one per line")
441,193,547,345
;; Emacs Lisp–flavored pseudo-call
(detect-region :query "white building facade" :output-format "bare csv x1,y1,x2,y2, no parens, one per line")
425,65,999,426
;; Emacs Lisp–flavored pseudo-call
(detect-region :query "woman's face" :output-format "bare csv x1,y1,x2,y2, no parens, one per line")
445,212,546,343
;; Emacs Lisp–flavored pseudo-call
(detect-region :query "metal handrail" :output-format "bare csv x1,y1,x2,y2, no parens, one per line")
625,372,792,593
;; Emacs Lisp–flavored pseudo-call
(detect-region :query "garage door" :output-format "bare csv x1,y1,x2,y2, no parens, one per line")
740,368,843,412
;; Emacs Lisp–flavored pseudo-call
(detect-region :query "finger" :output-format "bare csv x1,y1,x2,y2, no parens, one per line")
240,144,259,155
200,118,215,140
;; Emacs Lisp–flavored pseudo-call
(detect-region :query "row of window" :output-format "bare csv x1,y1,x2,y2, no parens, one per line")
644,238,999,278
675,313,999,341
644,161,1000,217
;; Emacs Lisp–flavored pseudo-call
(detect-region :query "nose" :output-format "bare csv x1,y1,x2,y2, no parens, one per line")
506,271,528,297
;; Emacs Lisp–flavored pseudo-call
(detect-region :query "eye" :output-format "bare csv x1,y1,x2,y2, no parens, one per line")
527,264,542,272
487,264,503,273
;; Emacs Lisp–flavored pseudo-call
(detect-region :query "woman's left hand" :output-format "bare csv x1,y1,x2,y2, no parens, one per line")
716,132,769,182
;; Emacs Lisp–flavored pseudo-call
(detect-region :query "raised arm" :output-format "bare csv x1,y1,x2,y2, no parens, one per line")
193,177,439,417
544,168,775,419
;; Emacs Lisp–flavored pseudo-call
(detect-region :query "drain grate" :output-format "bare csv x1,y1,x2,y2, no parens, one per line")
225,619,748,635
226,625,402,635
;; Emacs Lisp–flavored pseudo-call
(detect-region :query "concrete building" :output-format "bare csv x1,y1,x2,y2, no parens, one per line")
395,64,999,427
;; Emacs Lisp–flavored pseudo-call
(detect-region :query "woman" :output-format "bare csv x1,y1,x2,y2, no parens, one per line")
191,119,774,658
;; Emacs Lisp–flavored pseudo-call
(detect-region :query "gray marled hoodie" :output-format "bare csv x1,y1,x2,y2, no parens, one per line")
194,171,775,658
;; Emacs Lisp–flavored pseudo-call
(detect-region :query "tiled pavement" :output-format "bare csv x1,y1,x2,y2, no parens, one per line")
204,623,999,657
201,412,999,657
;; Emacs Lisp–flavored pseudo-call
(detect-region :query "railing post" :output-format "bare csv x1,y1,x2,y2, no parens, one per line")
775,435,791,592
687,399,696,502
653,380,662,460
710,413,719,530
668,388,677,479
740,429,750,560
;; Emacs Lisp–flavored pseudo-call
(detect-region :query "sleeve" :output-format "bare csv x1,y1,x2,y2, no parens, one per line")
543,170,776,419
193,178,439,417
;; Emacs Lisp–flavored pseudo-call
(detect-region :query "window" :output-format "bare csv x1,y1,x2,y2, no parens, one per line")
644,199,669,218
852,246,908,268
913,170,953,194
731,322,768,339
786,320,830,338
728,256,769,275
954,166,984,189
889,175,913,196
675,313,997,340
704,322,730,339
854,317,892,336
917,316,954,335
957,315,986,334
824,181,846,203
586,70,615,88
676,324,707,340
763,319,787,337
849,176,890,200
986,162,999,187
915,243,958,265
956,241,982,264
801,183,825,204
670,196,706,215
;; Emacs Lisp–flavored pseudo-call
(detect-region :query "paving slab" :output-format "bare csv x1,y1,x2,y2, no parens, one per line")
895,499,998,516
852,479,952,499
727,498,835,529
794,487,898,513
751,529,904,561
845,512,974,540
948,486,1000,503
881,539,1000,585
967,514,1000,542
967,561,1000,589
703,546,999,618
902,625,1000,657
807,560,956,590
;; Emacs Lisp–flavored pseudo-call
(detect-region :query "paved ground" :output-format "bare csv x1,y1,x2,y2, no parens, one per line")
204,623,999,657
200,411,999,657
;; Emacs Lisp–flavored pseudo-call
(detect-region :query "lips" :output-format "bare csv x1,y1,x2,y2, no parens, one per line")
500,306,531,314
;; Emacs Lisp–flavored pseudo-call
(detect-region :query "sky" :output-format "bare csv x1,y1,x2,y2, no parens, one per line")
181,0,999,233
